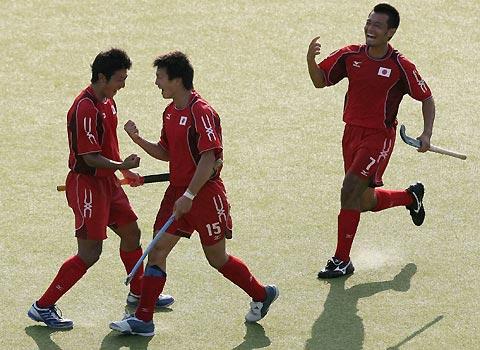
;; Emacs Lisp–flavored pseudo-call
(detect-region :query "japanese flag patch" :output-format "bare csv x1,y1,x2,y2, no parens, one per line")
378,67,391,77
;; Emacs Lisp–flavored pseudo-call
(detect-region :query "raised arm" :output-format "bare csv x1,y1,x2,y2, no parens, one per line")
307,36,327,88
124,119,169,161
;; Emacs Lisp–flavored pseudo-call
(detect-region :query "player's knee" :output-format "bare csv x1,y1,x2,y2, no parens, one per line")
206,252,229,270
78,248,102,267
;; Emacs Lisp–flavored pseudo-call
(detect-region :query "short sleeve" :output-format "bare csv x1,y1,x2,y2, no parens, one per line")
75,99,102,155
191,102,223,153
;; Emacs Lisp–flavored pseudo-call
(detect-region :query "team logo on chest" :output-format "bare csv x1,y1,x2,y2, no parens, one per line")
378,67,391,77
179,116,187,126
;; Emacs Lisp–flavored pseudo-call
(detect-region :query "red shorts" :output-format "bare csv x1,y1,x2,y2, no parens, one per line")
65,172,138,240
342,124,396,187
154,179,233,246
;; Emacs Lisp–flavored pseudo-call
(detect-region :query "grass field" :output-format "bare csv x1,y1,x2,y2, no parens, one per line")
1,1,479,349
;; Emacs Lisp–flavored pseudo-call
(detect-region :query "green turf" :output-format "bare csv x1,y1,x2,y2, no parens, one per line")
1,0,479,349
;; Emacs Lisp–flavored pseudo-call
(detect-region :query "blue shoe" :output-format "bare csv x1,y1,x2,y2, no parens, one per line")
28,302,73,329
126,292,174,309
109,314,155,336
245,285,279,323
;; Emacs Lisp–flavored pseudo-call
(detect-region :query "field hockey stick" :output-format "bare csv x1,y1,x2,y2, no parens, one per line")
400,125,467,160
124,159,222,285
125,214,175,286
387,315,443,350
56,173,170,191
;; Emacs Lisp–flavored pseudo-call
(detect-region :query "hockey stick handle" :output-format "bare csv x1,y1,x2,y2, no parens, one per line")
56,173,170,191
400,125,466,160
125,214,175,285
428,145,467,160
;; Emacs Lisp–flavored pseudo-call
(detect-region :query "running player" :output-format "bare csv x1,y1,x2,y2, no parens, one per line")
109,51,278,336
28,48,174,329
306,3,435,278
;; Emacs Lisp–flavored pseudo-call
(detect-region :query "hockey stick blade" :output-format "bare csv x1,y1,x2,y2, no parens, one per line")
400,125,466,160
400,125,421,148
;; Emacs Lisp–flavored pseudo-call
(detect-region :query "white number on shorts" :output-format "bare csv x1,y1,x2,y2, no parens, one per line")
206,222,221,236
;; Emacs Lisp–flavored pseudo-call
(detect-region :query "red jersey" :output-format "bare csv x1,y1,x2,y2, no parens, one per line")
67,85,121,177
159,91,223,187
319,43,432,129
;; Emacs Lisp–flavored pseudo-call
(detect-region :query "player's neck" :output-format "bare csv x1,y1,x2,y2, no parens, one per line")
367,44,389,59
90,83,106,102
173,90,193,110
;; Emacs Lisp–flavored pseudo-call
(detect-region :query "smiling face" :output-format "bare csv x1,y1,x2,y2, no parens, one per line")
95,69,128,100
155,67,181,100
103,69,128,99
364,11,396,48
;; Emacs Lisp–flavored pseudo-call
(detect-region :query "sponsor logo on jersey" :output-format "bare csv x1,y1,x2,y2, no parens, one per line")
353,61,362,68
110,104,116,115
378,67,391,77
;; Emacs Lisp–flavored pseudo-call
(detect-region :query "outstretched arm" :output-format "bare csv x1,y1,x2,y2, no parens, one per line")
124,120,169,161
307,36,327,88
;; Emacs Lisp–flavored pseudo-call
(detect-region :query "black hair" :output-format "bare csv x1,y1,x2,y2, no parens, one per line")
90,48,132,83
153,51,194,90
373,3,400,29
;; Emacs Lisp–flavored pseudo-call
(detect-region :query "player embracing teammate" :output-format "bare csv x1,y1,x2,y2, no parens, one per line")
108,51,278,336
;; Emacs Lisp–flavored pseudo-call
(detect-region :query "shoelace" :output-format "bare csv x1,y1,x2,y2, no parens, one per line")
44,305,63,321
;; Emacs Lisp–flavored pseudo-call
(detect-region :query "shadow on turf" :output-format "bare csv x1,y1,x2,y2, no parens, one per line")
100,331,153,350
25,325,69,350
305,263,417,350
231,323,271,350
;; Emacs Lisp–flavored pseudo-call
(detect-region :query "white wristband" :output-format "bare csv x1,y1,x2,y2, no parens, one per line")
183,189,196,200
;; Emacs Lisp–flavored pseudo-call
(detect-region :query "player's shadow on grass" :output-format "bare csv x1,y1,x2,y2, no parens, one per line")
231,322,271,350
305,263,417,350
25,325,69,350
100,331,153,350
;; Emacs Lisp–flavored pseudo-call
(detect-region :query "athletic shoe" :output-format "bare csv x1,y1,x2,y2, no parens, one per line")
126,292,175,309
27,302,73,329
406,182,425,226
245,285,279,323
109,314,155,336
317,257,355,279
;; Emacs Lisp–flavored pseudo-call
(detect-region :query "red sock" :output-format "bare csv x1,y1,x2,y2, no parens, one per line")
372,189,414,212
37,255,88,308
219,255,266,302
334,209,361,262
120,247,144,295
135,266,166,322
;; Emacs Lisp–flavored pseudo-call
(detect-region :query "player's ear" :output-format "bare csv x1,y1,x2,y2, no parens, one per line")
387,28,396,41
98,73,107,84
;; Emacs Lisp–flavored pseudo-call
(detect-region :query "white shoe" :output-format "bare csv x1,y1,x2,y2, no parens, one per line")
109,314,155,336
245,285,279,322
